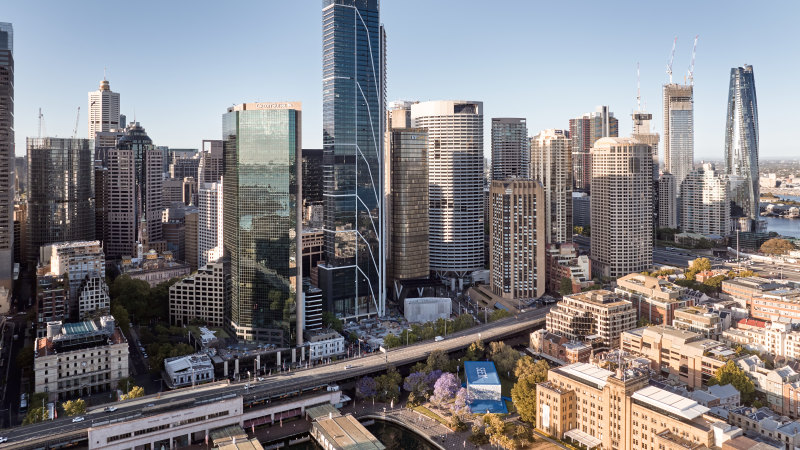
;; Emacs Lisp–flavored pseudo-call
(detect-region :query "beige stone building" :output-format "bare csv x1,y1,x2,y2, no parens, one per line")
530,129,572,244
536,362,726,449
615,272,697,326
169,259,229,327
546,290,636,351
672,305,723,340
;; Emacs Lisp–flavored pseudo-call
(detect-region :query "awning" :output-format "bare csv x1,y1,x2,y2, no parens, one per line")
564,429,602,449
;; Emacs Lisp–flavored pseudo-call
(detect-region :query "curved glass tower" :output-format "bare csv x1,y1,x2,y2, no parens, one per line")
319,0,385,318
724,65,759,224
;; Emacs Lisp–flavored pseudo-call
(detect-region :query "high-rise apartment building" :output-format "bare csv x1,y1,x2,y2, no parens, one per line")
198,139,223,184
184,207,198,273
657,173,677,229
411,100,484,281
319,0,385,319
663,83,694,198
223,102,302,344
491,118,528,181
725,65,760,224
680,163,730,236
104,147,136,260
198,181,223,269
569,106,618,192
26,138,95,265
489,179,546,301
390,128,429,281
546,290,636,350
88,78,120,138
169,259,229,327
0,23,13,287
117,123,163,248
530,129,573,244
631,112,660,180
590,137,653,278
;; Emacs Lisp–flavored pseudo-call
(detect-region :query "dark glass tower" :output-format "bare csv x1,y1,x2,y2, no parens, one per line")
725,65,759,225
0,23,13,285
223,102,301,344
117,122,162,245
319,0,385,318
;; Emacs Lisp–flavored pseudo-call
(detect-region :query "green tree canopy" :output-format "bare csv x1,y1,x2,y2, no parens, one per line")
22,406,48,425
426,349,450,372
708,360,755,405
322,312,343,333
121,385,145,400
489,309,511,322
375,367,402,403
62,399,86,416
488,341,521,376
558,277,573,296
465,340,485,361
760,238,796,255
685,258,712,280
514,356,549,382
383,333,401,349
511,374,539,423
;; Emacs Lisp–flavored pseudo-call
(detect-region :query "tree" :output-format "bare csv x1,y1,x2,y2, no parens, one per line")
703,274,726,291
348,331,359,343
321,311,343,333
708,360,756,405
426,350,450,372
356,376,377,399
760,238,796,255
452,387,469,416
489,341,520,376
126,386,145,399
490,309,511,322
16,344,34,374
375,367,402,403
514,356,548,382
511,375,539,423
452,314,476,332
465,340,485,361
403,371,431,398
433,372,460,403
484,413,505,437
685,258,712,280
62,399,86,416
558,277,573,296
383,333,401,349
23,406,48,425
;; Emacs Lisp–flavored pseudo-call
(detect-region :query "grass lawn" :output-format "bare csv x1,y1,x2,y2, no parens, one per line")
413,405,449,426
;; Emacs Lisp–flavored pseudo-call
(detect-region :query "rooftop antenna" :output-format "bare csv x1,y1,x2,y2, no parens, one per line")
636,62,641,111
666,36,677,83
103,66,107,81
687,35,699,86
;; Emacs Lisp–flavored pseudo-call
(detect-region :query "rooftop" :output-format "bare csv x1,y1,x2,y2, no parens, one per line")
464,361,501,386
557,362,614,389
314,414,384,450
632,385,709,420
164,353,213,375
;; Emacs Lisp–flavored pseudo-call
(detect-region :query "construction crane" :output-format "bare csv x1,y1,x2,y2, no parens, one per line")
666,36,677,83
687,35,699,86
37,108,46,138
72,107,80,138
636,62,641,111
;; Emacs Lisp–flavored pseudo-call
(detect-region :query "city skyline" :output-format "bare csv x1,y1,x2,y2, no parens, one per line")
2,1,799,160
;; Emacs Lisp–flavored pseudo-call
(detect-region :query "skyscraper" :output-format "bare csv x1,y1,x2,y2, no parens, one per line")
569,106,618,192
26,138,95,265
198,181,223,269
223,102,302,345
530,129,573,244
412,100,484,283
680,163,730,237
491,118,529,180
657,173,677,229
88,78,120,138
117,123,163,249
0,23,13,287
104,147,136,260
725,65,759,225
662,83,694,198
489,179,546,301
631,112,660,181
319,0,385,318
198,139,224,184
590,137,653,278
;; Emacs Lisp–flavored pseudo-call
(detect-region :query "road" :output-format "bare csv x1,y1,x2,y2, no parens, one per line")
0,307,551,445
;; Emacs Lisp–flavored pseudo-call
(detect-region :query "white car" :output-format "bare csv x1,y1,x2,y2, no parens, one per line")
72,416,85,423
104,406,117,412
0,437,7,443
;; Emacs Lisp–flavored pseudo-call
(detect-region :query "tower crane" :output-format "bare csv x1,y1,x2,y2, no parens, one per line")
636,62,641,111
72,106,80,138
666,36,677,83
687,35,699,86
37,108,46,138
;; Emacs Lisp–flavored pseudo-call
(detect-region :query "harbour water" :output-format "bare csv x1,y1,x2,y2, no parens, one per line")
763,195,800,238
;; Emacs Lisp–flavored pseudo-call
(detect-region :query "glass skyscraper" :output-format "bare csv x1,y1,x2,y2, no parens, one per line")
0,23,13,287
319,0,385,318
725,65,759,224
223,102,302,344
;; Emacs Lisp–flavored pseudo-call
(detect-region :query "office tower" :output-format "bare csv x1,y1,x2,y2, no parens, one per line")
198,139,223,184
184,207,198,272
411,101,484,283
590,137,653,278
572,192,590,228
162,219,185,262
104,147,136,260
26,138,95,265
491,118,529,180
88,77,120,138
198,181,223,269
93,129,125,163
680,163,730,236
530,129,573,244
94,164,107,244
301,149,323,207
662,83,694,197
0,23,13,287
657,173,677,229
489,179,546,301
725,65,760,225
40,240,106,318
169,259,229,327
118,123,163,248
223,102,302,344
319,0,385,319
169,153,200,180
390,128,429,281
569,106,618,192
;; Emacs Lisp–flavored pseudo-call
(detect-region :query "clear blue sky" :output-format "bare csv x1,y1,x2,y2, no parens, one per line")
4,0,799,160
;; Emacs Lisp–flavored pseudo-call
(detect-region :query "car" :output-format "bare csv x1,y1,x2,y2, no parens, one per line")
257,377,265,381
344,365,353,369
0,437,7,443
72,416,85,423
104,406,117,412
146,403,154,407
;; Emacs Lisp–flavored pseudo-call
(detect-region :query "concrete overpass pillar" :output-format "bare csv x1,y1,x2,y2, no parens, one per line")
292,348,297,364
256,355,260,373
223,360,228,377
234,359,240,379
277,352,281,368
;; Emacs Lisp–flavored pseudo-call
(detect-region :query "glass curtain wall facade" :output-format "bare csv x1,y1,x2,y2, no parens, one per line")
724,65,759,223
662,84,694,199
0,23,13,285
491,118,529,181
223,103,301,344
117,123,162,244
319,0,385,318
26,138,95,264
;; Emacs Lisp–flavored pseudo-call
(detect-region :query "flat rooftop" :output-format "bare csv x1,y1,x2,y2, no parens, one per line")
632,385,709,420
314,414,384,450
557,362,614,389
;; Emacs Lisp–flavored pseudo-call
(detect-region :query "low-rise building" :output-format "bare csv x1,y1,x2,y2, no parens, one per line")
691,384,740,408
164,353,215,388
169,259,229,327
546,243,592,295
621,325,735,388
672,305,723,340
721,277,799,310
723,320,800,362
35,275,68,334
402,297,451,323
529,329,592,365
306,329,345,361
33,316,129,401
546,290,636,351
728,406,800,449
615,272,697,326
737,356,800,414
465,361,502,413
119,249,191,287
